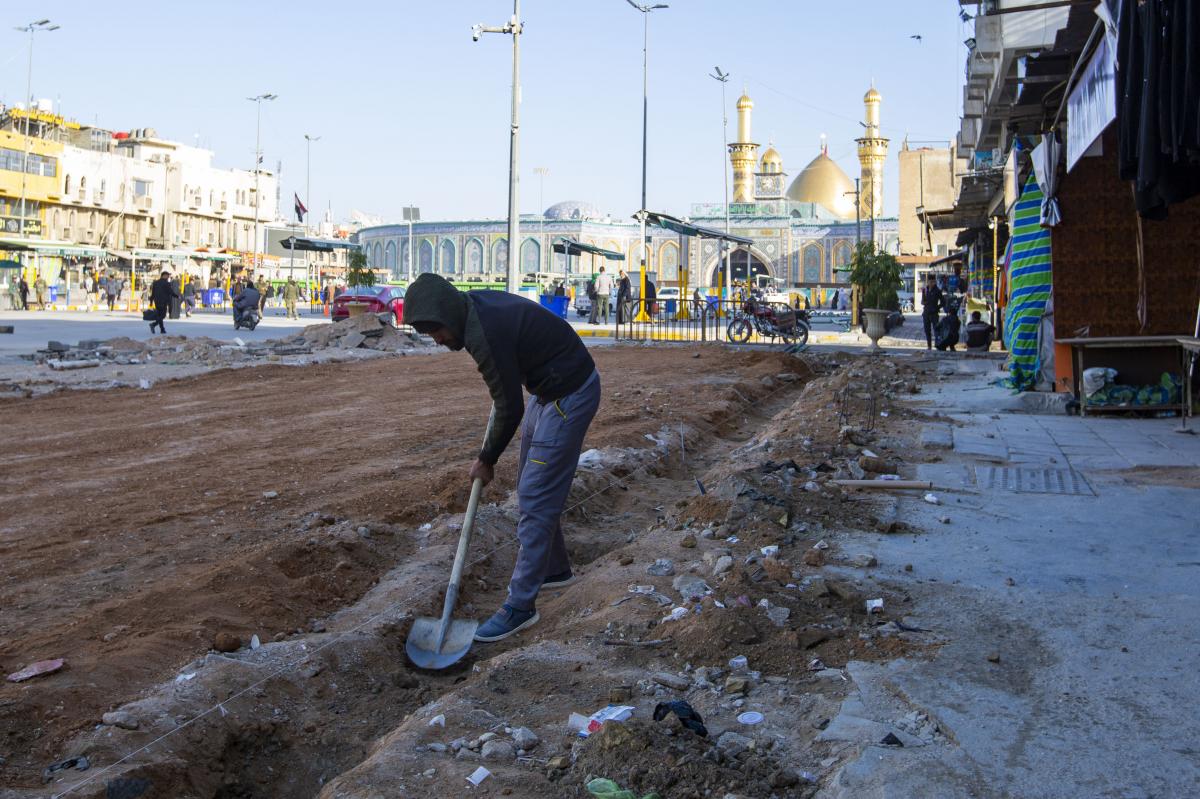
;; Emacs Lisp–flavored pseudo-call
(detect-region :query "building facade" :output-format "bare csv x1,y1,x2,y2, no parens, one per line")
359,87,899,299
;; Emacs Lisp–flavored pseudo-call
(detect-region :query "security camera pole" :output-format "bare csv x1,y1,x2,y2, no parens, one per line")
472,2,523,294
626,0,668,322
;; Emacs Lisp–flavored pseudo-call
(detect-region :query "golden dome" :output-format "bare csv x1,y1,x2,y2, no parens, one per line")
786,151,856,220
864,85,881,103
761,146,782,166
736,92,753,110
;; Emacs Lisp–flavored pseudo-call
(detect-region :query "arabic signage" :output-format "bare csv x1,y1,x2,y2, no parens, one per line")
1067,34,1116,172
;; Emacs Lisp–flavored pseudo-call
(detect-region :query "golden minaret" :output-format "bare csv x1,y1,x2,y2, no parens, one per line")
856,85,889,220
729,90,759,203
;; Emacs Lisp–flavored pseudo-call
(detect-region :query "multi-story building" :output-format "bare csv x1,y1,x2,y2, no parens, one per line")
0,104,280,299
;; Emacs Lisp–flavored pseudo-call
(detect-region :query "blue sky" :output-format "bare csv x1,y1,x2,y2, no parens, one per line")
8,1,967,223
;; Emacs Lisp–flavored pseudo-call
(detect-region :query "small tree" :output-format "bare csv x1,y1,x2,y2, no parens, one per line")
848,242,902,311
346,249,376,288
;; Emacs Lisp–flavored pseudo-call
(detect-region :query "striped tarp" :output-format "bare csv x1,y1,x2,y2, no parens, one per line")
1003,174,1053,390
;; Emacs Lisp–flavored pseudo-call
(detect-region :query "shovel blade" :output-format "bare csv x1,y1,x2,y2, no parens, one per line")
405,616,479,670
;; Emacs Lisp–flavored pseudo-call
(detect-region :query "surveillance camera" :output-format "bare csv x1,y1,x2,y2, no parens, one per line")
471,24,483,41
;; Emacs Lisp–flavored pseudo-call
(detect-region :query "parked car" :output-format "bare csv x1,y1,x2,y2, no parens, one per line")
331,285,406,326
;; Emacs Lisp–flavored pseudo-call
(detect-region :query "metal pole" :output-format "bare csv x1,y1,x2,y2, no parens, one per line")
721,80,732,299
407,213,413,282
504,0,522,294
634,7,653,322
253,100,261,279
18,26,35,239
854,178,862,247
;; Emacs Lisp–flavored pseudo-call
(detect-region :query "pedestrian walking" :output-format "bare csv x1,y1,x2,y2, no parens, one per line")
403,274,600,642
18,277,29,310
149,270,178,335
7,276,21,310
169,274,182,320
645,277,657,318
921,273,944,350
33,276,47,310
283,276,300,319
616,269,632,325
255,276,268,317
592,266,613,324
181,278,197,317
105,276,119,311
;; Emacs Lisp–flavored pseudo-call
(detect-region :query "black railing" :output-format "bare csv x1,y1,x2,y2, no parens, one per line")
615,298,811,347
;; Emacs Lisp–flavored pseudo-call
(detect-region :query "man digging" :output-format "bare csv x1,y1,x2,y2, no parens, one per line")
403,273,601,642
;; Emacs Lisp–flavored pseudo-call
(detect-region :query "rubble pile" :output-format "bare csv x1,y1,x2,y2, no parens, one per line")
289,312,428,353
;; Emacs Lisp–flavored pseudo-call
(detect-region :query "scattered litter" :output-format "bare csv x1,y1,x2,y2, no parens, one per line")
814,539,829,550
880,411,890,417
737,711,764,725
865,598,884,614
877,473,901,481
661,607,689,623
803,481,820,492
137,378,152,390
428,714,446,727
569,705,635,738
262,490,278,499
728,655,749,670
174,672,197,684
862,449,878,458
646,558,675,576
654,700,709,736
586,777,659,799
808,658,825,671
695,478,706,495
250,634,261,650
880,732,904,746
799,771,818,784
923,493,941,505
42,755,89,782
938,514,951,524
760,545,779,557
466,766,492,786
7,658,65,683
233,337,246,347
419,523,432,531
726,536,739,544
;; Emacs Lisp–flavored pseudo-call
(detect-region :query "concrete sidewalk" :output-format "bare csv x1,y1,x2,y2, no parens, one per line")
819,359,1200,799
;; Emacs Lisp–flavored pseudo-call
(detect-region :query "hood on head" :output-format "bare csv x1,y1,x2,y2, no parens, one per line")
402,273,468,337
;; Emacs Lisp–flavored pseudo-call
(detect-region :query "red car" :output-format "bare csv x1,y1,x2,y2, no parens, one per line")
330,285,406,326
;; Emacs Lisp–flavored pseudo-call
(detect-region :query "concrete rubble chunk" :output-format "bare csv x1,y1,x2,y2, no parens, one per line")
510,726,539,750
479,739,516,761
716,730,754,757
100,711,139,730
919,424,953,450
652,671,692,691
712,555,734,576
672,574,711,601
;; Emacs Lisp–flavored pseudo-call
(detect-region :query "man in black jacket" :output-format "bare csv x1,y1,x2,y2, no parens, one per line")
615,269,632,324
920,274,943,351
149,270,178,335
403,274,601,642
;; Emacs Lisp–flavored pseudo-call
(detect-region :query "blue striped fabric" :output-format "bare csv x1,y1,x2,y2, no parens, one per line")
1003,175,1052,390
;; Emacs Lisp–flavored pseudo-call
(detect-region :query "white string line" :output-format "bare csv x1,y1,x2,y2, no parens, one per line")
52,361,810,798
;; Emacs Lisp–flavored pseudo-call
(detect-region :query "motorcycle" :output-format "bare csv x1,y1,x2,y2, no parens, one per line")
726,298,810,346
233,305,260,331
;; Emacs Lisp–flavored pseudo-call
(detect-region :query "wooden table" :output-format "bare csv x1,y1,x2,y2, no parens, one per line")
1056,335,1188,418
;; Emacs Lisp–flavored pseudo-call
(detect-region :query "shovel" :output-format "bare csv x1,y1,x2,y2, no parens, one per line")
405,408,494,670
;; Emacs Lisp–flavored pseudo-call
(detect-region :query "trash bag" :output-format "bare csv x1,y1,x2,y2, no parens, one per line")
934,312,960,351
653,700,708,737
585,777,662,799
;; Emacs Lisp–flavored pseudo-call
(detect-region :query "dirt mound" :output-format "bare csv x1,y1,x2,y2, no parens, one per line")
566,719,809,799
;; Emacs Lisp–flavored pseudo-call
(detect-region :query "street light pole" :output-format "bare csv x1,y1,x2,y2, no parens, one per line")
15,19,60,241
472,1,523,294
626,0,668,322
247,93,276,280
304,133,320,296
533,166,549,275
710,66,732,298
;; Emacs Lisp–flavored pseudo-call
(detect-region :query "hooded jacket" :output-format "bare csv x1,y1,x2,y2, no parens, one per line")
403,273,595,465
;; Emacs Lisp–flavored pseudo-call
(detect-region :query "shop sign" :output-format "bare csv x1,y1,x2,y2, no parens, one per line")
1067,35,1116,172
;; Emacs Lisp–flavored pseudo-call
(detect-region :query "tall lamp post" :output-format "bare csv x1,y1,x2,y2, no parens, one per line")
709,66,732,299
247,93,276,280
472,1,523,294
304,133,320,295
15,19,60,244
533,166,549,274
626,0,668,322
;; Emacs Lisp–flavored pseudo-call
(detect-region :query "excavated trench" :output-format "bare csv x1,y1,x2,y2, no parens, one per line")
12,349,936,799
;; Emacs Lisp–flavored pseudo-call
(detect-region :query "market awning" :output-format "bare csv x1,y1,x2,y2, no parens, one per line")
0,237,101,256
128,248,236,262
0,259,22,269
639,210,754,245
551,239,625,260
280,237,335,253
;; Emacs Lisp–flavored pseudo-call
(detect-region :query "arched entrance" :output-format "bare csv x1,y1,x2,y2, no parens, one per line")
709,247,771,287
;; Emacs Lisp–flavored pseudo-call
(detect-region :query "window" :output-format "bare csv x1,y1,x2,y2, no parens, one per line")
65,174,73,194
0,147,56,177
99,179,107,197
440,239,456,274
133,179,150,197
80,176,87,190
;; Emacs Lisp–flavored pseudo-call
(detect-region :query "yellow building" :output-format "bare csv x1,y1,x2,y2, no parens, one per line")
0,126,63,238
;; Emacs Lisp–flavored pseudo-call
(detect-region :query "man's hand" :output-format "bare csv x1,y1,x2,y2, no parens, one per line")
469,458,494,487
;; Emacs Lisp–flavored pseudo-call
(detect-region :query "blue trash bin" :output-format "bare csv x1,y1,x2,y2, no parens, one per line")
203,289,225,307
664,299,677,315
539,295,569,319
48,286,59,303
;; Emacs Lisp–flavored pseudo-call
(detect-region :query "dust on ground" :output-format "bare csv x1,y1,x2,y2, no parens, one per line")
1,345,947,799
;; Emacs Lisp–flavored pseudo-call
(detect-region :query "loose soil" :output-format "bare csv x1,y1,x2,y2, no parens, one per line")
0,344,800,791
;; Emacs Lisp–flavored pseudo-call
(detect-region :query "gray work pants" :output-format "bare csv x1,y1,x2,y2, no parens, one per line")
508,370,601,611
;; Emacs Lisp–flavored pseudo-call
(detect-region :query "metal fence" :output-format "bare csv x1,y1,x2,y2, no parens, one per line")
615,299,810,346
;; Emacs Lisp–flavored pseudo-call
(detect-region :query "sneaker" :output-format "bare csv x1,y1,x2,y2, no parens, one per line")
541,570,577,590
474,604,539,642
